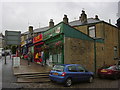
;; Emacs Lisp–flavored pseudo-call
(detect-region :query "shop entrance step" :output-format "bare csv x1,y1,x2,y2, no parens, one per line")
15,72,50,83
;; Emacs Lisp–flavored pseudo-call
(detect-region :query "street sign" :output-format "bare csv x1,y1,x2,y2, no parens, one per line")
5,31,21,45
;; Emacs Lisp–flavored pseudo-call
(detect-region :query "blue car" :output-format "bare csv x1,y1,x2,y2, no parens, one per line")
49,64,94,87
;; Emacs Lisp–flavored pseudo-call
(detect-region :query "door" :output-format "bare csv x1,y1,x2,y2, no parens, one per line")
76,65,89,81
67,65,78,82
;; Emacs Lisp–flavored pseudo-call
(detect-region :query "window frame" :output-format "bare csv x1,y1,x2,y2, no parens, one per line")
88,25,96,38
114,46,118,59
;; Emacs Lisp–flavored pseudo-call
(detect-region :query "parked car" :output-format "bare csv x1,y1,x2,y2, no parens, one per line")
49,64,94,87
97,65,120,79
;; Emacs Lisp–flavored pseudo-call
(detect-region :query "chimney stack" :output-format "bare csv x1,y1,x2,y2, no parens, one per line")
109,19,111,24
29,26,33,33
49,19,54,28
63,14,69,24
28,26,33,37
79,10,87,23
95,15,99,20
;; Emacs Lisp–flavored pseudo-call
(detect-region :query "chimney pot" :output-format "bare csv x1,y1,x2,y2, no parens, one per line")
95,15,99,20
29,26,33,33
63,14,69,24
79,10,87,23
49,19,54,28
28,26,33,37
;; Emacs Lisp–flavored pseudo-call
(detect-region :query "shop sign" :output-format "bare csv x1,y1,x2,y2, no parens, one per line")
43,26,62,40
21,41,26,47
33,34,42,43
26,38,33,44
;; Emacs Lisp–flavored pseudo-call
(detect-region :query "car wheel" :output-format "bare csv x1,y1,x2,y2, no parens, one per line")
64,78,72,87
88,76,94,83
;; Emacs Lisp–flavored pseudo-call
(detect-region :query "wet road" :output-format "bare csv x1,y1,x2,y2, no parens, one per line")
21,78,120,88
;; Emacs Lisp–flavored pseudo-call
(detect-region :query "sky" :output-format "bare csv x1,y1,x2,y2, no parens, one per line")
0,0,120,35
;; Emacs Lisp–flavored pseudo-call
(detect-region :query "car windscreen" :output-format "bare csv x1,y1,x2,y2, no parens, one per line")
52,65,65,72
107,66,115,70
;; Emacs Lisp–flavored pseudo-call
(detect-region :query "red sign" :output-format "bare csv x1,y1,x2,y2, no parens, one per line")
33,34,42,43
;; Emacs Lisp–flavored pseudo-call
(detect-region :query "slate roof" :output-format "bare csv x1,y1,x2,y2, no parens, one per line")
69,18,102,26
34,26,49,33
22,26,49,35
22,18,102,35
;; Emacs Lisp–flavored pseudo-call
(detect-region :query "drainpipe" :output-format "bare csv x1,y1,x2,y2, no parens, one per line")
94,39,97,74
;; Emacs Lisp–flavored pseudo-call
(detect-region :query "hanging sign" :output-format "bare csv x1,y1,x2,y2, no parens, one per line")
43,26,61,40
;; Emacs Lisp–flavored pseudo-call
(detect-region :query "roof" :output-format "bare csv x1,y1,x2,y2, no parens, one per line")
22,18,102,35
34,26,49,33
69,18,102,26
22,17,117,35
22,26,49,35
43,22,104,43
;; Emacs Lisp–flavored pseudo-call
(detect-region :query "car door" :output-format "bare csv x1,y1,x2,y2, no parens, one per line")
67,65,78,82
76,65,89,81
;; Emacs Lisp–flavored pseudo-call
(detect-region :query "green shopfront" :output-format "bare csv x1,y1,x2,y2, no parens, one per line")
43,24,64,66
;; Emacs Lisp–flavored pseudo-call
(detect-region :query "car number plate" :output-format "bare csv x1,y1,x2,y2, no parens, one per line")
101,70,107,72
53,73,58,75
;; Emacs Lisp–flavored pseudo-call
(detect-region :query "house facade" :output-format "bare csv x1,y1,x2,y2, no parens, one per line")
70,11,119,71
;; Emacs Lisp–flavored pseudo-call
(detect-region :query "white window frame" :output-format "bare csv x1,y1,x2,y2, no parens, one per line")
88,26,96,38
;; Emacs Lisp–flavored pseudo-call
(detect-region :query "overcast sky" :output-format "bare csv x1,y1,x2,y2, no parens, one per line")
0,0,120,35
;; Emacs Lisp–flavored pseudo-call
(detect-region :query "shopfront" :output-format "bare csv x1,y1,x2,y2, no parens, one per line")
33,34,44,64
43,24,64,67
21,40,27,58
26,37,34,62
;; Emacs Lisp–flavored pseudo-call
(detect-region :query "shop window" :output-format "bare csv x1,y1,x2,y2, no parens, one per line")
58,53,62,63
46,41,63,65
53,54,58,63
88,26,96,38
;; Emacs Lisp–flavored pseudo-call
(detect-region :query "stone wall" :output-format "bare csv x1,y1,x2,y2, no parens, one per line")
64,37,95,72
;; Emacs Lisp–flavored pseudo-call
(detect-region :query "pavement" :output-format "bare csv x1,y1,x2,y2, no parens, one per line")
13,59,52,75
13,58,52,83
2,56,24,89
